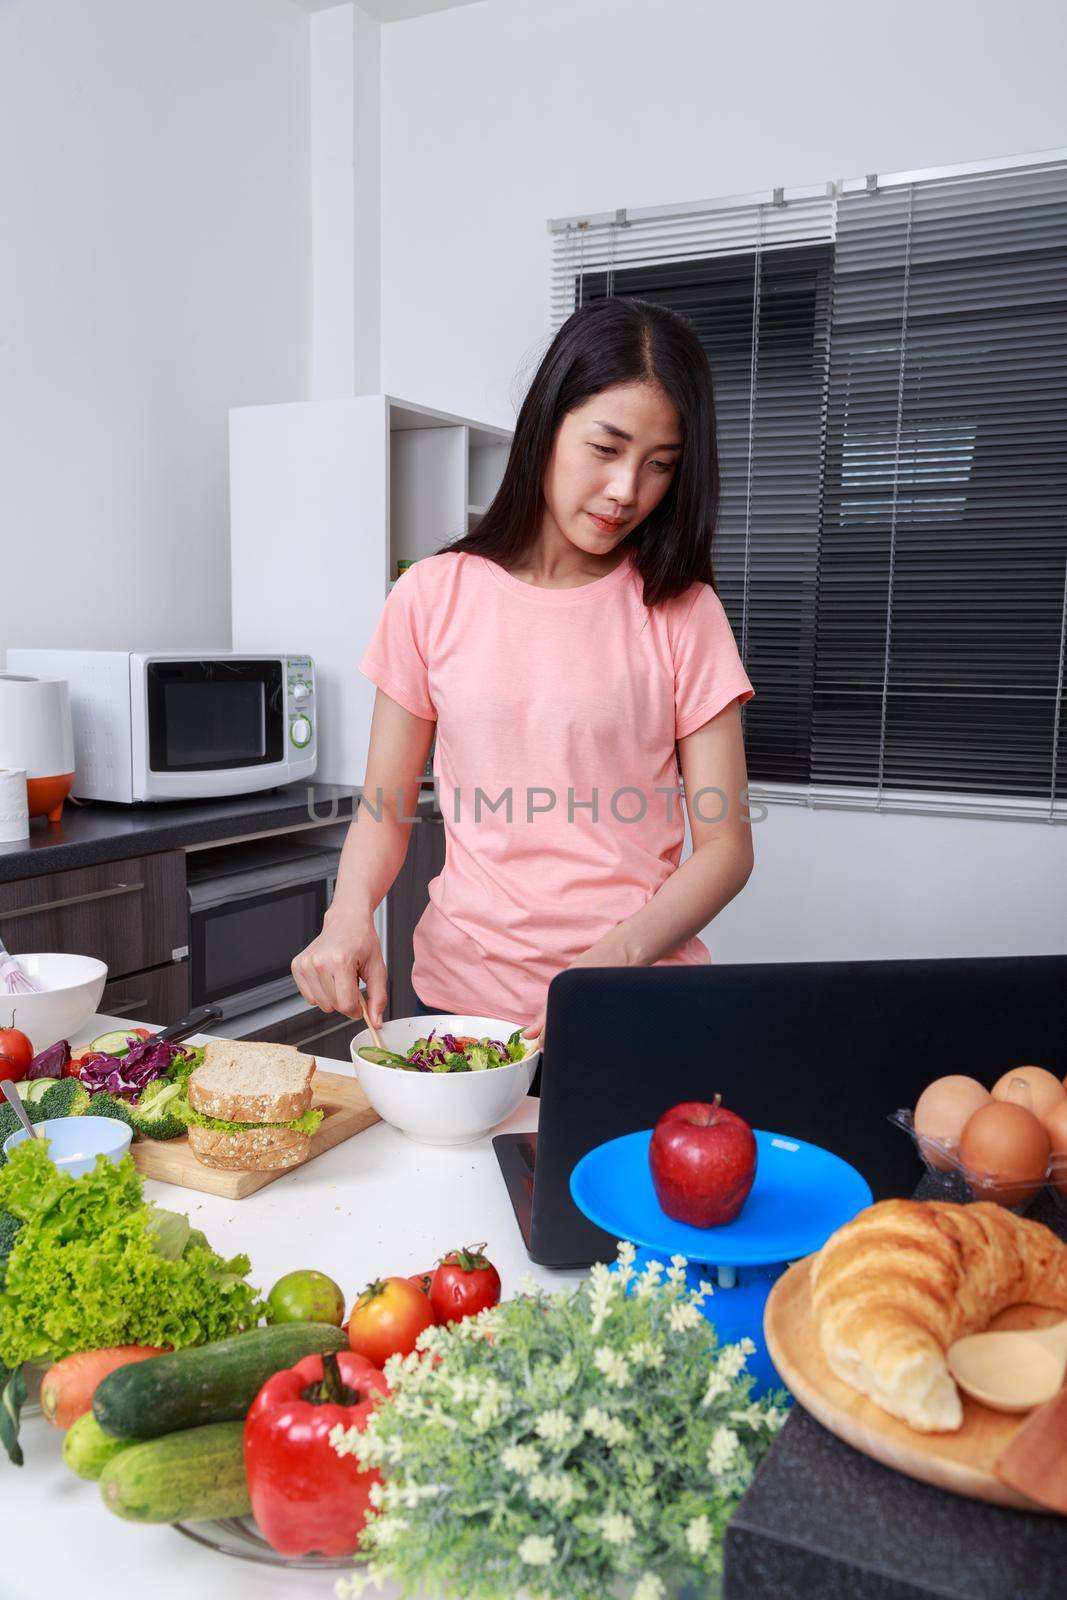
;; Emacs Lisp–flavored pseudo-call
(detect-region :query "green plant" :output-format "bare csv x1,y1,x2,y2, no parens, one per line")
331,1244,788,1600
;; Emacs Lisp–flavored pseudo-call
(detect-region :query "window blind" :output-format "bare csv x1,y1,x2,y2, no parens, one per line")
549,158,1067,819
817,165,1067,813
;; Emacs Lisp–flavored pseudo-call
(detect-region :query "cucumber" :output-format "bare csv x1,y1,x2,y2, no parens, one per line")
93,1321,348,1440
356,1046,411,1067
89,1029,141,1057
99,1422,249,1523
63,1411,130,1481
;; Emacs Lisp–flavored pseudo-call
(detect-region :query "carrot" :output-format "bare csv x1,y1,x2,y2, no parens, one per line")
41,1346,166,1430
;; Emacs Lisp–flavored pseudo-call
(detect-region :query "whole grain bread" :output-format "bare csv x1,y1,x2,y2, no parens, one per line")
188,1038,316,1123
187,1121,311,1171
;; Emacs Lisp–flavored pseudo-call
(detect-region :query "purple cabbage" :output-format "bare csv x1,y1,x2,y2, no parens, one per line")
26,1039,71,1079
78,1037,193,1099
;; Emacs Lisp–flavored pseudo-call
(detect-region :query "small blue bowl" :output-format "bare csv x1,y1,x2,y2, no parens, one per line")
3,1116,133,1177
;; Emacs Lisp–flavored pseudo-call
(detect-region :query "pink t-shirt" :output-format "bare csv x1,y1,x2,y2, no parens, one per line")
358,550,754,1026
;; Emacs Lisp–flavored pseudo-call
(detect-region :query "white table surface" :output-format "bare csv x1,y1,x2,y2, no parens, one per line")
7,1013,585,1600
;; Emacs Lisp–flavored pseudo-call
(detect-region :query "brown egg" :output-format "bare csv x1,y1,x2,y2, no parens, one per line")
958,1101,1051,1209
913,1076,992,1170
1043,1099,1067,1198
992,1064,1067,1122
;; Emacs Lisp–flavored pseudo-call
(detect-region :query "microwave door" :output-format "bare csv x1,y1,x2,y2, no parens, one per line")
146,660,284,774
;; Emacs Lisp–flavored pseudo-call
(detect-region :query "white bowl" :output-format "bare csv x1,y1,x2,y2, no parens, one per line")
0,953,108,1052
4,1115,132,1177
350,1014,539,1145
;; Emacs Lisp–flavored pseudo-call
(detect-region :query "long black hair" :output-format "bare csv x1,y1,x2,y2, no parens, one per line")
440,296,720,607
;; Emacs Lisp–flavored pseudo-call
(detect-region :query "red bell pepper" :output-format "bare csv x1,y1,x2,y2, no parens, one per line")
244,1349,389,1558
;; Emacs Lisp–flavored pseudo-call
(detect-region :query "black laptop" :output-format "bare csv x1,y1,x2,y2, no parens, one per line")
494,957,1067,1269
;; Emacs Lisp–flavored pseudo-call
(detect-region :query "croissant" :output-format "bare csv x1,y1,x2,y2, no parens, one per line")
809,1198,1067,1433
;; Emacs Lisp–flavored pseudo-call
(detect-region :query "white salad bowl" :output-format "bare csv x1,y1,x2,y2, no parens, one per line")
0,953,108,1050
350,1014,539,1145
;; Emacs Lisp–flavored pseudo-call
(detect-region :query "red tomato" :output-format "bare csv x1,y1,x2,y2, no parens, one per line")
65,1050,107,1078
0,1027,33,1076
429,1245,501,1326
408,1269,435,1300
348,1277,435,1367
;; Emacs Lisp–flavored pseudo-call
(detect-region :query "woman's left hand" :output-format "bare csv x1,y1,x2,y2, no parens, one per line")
521,927,639,1047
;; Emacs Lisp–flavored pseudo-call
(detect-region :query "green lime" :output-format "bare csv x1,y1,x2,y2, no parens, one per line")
268,1269,346,1326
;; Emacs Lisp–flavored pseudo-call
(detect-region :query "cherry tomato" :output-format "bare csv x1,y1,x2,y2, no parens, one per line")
0,1027,33,1077
429,1245,501,1327
347,1277,435,1367
65,1050,107,1078
408,1269,435,1300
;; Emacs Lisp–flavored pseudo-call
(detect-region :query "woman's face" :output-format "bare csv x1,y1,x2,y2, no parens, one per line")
541,381,682,555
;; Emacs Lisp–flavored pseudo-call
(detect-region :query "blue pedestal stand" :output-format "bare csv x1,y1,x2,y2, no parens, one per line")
570,1129,872,1400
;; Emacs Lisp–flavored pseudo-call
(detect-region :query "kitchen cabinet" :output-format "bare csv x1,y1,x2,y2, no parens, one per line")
228,393,511,789
385,797,445,1017
0,850,189,1024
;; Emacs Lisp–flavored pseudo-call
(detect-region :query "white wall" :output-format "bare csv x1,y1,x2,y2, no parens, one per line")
379,0,1067,961
0,0,311,661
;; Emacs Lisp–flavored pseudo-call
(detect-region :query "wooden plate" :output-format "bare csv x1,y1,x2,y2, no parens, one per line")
764,1256,1055,1511
129,1070,379,1199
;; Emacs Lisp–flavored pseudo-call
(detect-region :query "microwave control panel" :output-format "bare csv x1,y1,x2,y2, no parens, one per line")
285,656,315,750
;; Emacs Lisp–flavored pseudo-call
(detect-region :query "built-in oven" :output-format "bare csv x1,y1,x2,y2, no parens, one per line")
186,836,341,1021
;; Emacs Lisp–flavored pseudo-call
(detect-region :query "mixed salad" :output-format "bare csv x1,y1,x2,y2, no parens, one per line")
358,1027,528,1074
2,1029,205,1149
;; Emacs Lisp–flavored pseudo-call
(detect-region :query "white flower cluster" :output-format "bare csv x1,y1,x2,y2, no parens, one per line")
533,1407,575,1447
599,1511,636,1547
518,1534,556,1566
592,1344,631,1388
581,1405,631,1447
501,1442,541,1476
706,1424,740,1477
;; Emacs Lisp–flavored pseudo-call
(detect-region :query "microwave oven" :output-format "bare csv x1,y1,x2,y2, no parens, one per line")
5,649,317,802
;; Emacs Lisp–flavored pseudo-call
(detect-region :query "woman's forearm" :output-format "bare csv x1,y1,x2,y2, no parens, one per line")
326,780,421,922
614,837,754,967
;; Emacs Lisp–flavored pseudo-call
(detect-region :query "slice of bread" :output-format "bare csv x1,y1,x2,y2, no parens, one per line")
187,1121,311,1172
188,1038,316,1124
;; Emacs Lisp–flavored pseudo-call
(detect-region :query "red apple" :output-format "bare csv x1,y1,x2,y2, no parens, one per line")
648,1095,757,1227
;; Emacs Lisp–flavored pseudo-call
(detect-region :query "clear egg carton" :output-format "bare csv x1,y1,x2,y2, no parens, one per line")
889,1108,1067,1214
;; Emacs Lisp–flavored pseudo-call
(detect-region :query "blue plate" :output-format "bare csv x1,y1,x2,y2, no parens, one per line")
570,1128,872,1267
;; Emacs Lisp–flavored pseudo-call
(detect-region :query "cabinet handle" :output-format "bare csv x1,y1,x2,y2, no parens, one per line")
106,997,149,1015
0,881,145,919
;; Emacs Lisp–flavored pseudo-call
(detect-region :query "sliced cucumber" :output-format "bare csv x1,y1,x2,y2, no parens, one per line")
356,1046,411,1067
89,1029,140,1057
13,1080,55,1105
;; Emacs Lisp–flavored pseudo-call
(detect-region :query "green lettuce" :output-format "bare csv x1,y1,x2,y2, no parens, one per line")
185,1105,324,1137
0,1139,264,1371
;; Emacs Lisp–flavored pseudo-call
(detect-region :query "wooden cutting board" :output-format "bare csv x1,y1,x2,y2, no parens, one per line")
764,1255,1057,1511
129,1070,380,1199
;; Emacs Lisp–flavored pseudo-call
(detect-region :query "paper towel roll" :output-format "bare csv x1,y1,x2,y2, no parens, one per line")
0,768,29,843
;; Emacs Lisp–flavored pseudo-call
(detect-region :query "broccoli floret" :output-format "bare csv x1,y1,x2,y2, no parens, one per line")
87,1093,139,1136
128,1080,189,1142
0,1207,22,1291
0,1100,46,1166
38,1078,91,1120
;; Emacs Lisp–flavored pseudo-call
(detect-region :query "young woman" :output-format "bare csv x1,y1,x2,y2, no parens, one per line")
292,296,755,1046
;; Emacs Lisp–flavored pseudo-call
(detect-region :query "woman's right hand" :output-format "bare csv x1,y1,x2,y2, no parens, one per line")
291,905,389,1025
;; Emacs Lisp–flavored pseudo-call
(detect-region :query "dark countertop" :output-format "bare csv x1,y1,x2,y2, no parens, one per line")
724,1181,1067,1599
0,783,361,881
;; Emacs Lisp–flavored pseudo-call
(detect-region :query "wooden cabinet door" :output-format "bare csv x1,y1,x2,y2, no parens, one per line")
386,809,445,1018
0,852,187,979
100,961,190,1028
